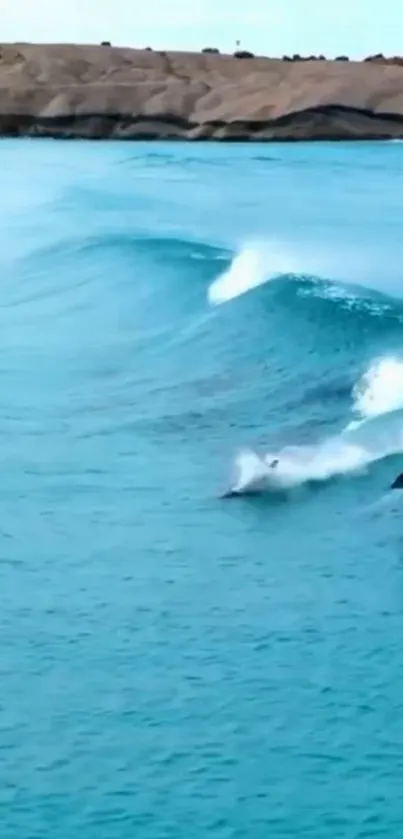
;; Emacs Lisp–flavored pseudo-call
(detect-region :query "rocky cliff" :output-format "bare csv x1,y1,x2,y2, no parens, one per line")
2,43,403,140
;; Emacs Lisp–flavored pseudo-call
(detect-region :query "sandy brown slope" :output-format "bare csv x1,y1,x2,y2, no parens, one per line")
1,43,403,140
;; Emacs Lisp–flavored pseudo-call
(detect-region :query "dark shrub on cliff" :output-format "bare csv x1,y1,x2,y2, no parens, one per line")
101,41,111,46
202,47,220,54
234,50,255,59
364,53,385,62
336,55,349,61
282,55,292,61
145,46,153,51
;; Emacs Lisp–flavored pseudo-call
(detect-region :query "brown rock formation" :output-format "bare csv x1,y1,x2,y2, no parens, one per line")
2,43,403,140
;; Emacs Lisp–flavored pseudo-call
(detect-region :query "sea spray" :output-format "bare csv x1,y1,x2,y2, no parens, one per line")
353,356,403,420
208,243,275,305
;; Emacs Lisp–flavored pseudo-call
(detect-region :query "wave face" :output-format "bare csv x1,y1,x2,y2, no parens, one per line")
3,139,403,839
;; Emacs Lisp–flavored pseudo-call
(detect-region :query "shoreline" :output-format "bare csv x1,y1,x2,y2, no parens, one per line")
2,43,403,141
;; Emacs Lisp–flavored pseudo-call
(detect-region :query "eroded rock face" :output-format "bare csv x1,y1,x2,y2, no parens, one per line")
2,43,403,140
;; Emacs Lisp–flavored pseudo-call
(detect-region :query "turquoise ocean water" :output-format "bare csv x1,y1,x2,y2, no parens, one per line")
3,139,403,837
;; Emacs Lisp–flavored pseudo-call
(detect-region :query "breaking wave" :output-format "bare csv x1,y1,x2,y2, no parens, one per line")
206,237,403,495
229,354,403,494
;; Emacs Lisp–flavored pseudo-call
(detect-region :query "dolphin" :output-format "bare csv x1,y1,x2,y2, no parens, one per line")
221,458,279,498
391,472,403,489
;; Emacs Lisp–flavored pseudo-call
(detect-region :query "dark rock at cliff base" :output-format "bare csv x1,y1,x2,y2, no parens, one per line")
2,43,403,140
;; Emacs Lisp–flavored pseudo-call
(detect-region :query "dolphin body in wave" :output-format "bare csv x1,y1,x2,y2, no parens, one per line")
391,472,403,489
223,464,403,497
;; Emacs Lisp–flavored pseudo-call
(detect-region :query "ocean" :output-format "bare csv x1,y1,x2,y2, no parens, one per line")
2,138,403,838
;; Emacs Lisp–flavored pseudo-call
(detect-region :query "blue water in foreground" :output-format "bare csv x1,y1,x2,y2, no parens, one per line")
3,139,403,838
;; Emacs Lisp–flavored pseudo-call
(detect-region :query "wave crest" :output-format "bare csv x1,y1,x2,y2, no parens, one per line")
207,238,403,309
